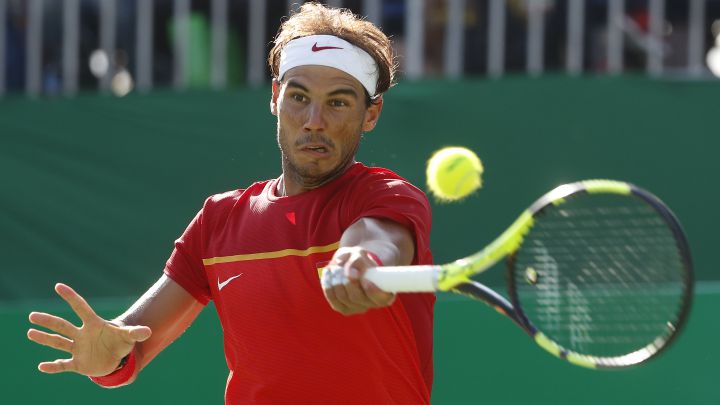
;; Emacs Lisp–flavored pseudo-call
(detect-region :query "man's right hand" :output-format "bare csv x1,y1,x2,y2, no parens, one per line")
27,283,152,377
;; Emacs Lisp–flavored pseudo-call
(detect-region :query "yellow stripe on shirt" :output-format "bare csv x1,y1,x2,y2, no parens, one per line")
202,241,340,266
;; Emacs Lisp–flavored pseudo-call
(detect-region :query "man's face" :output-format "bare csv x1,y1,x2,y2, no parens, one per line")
271,65,382,189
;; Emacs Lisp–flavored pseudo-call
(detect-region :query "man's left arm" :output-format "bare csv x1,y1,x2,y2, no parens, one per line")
323,217,415,316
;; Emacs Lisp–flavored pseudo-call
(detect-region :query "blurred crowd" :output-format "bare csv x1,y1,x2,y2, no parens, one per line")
3,0,720,95
423,0,720,75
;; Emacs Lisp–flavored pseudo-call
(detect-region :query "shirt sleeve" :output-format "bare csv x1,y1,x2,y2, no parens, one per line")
347,176,433,266
164,207,211,305
347,172,436,393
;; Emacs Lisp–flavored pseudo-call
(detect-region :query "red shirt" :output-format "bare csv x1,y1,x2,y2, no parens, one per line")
164,163,434,404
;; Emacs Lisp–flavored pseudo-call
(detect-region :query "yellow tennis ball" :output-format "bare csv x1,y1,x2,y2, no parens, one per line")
426,146,483,202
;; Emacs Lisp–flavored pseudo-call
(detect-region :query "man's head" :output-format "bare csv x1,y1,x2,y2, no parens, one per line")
268,4,395,192
268,3,396,104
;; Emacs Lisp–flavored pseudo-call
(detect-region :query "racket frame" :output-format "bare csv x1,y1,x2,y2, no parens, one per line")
501,180,694,368
361,180,693,369
363,179,694,369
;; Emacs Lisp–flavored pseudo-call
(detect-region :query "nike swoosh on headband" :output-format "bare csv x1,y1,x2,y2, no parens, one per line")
312,43,343,52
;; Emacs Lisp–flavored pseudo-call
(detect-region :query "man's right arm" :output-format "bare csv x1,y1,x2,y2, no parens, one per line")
27,274,203,387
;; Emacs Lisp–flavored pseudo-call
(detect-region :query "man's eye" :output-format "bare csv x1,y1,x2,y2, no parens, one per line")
330,100,347,107
292,94,306,102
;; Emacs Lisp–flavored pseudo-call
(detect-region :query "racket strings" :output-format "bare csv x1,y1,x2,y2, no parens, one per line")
512,194,686,360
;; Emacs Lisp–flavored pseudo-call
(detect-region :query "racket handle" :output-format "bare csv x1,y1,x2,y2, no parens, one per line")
363,265,439,292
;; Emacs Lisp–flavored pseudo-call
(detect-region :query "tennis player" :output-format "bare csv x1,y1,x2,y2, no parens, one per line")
27,3,434,404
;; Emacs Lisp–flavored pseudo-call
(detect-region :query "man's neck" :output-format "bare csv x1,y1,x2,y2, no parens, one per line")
280,160,356,197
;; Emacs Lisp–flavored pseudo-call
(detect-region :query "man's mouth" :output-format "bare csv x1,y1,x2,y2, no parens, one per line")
301,144,330,155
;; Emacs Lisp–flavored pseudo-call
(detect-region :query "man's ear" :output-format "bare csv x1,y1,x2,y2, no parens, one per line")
270,80,280,116
362,96,383,133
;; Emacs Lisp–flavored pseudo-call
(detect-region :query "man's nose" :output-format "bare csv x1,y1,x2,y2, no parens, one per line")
303,103,325,133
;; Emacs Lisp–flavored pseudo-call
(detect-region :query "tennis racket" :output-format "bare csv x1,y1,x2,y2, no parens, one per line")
358,179,693,369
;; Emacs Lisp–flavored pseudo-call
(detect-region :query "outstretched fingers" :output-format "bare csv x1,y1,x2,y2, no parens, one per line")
54,283,98,324
107,323,152,344
27,329,73,353
37,358,75,374
28,312,78,339
126,325,152,342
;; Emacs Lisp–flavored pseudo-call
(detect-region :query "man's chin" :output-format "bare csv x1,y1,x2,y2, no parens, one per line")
287,160,347,187
299,154,341,171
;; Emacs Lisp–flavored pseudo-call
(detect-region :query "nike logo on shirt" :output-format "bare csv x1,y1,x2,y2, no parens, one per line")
312,43,343,52
218,274,243,291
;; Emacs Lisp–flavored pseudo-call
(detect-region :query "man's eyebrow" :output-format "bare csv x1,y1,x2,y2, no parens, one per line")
285,80,359,99
328,88,359,99
285,81,310,92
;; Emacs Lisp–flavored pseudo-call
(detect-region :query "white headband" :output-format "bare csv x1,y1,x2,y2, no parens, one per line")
278,35,379,96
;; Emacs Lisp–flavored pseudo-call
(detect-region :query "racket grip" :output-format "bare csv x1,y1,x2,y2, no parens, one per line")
363,266,439,292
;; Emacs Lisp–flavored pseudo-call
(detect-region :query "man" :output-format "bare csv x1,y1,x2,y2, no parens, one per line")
27,4,434,404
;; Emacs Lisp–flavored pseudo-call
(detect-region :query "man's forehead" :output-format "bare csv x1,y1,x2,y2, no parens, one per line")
283,65,364,93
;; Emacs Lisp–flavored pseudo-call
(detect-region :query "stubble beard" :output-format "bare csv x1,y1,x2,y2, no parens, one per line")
277,127,361,190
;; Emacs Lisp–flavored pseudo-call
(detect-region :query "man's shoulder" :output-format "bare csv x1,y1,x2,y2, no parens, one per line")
204,180,272,209
352,163,426,196
207,189,243,203
354,163,404,180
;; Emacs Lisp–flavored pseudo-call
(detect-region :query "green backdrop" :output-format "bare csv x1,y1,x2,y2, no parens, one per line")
2,77,718,403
